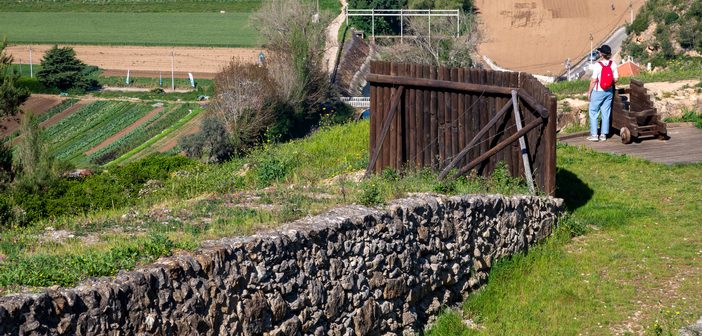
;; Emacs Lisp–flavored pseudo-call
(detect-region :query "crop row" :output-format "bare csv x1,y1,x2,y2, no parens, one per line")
55,104,154,161
46,101,153,162
37,98,79,124
88,104,195,165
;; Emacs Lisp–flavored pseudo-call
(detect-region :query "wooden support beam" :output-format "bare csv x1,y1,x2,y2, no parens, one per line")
438,100,513,179
365,86,405,178
517,89,549,118
451,117,544,179
367,73,515,95
511,90,535,194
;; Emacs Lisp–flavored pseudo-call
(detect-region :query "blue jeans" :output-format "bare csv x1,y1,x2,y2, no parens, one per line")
589,89,613,136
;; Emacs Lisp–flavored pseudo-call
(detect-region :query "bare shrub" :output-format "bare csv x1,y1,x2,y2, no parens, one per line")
209,59,277,155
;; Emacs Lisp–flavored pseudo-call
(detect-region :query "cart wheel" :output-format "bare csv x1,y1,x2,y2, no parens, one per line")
657,133,668,141
620,127,632,144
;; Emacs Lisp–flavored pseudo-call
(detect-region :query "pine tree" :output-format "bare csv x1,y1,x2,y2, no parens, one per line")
37,45,94,91
0,38,30,117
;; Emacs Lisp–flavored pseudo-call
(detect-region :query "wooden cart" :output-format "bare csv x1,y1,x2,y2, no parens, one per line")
612,79,667,144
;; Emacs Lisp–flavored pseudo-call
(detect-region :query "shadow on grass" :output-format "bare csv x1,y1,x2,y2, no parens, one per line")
555,167,593,211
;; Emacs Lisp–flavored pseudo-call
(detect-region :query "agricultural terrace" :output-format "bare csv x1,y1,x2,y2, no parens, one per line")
5,98,203,167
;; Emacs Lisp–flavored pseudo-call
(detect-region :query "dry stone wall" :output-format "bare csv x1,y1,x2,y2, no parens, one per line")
0,194,563,335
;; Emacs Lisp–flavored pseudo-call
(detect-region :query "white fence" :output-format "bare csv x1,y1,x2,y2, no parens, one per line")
340,96,370,108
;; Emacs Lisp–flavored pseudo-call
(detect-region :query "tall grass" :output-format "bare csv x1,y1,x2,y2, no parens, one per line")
428,144,702,335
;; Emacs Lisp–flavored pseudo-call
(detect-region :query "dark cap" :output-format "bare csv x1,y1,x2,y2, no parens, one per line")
597,45,612,55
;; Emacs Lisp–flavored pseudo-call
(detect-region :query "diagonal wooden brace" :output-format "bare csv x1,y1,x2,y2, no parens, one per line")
451,117,544,180
365,86,405,178
438,100,513,180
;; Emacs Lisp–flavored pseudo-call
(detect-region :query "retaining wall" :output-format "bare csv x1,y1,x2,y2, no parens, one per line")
0,194,563,335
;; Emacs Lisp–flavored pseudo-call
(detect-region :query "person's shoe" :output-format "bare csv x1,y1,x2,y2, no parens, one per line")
599,134,607,142
586,135,599,142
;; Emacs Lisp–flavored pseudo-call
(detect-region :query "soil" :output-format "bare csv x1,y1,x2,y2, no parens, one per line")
84,106,164,155
6,45,260,76
39,101,88,128
475,0,646,75
0,94,64,138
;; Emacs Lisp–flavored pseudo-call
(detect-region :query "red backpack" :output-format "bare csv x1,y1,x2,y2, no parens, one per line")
598,61,614,90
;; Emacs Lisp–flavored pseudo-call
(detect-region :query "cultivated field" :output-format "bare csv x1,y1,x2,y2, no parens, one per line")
475,0,646,75
6,45,259,77
0,12,258,47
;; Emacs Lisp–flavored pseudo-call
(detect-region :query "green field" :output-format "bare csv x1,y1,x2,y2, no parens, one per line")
0,0,341,47
0,12,258,47
0,0,340,12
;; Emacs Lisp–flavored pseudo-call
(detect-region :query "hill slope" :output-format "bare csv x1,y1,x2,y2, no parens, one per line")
476,0,645,75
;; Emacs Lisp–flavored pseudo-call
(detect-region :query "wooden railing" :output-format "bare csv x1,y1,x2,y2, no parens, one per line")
366,61,557,195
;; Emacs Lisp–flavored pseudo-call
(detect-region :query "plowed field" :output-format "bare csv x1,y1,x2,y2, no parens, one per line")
476,0,645,75
6,45,259,76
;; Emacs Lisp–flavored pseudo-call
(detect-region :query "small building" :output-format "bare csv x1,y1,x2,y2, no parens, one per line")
618,60,641,78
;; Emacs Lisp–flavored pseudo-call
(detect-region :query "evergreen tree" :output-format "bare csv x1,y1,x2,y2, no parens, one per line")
37,45,95,91
0,38,30,117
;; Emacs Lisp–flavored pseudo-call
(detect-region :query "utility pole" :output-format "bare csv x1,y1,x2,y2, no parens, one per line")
589,33,594,67
29,47,33,78
171,50,175,91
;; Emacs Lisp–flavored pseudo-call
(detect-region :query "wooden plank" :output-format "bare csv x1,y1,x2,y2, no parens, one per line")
430,65,438,169
451,67,460,163
478,69,489,174
369,61,377,174
392,63,401,171
630,79,644,87
486,70,496,174
375,62,386,173
412,63,421,167
511,90,535,193
441,67,453,167
365,85,405,178
406,64,415,170
421,65,433,167
544,94,558,195
509,72,520,177
457,68,466,170
469,69,480,170
452,117,545,179
517,89,549,118
383,62,392,171
437,67,446,169
366,73,515,95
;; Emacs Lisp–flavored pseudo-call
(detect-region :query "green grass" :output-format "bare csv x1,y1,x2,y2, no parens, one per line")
428,144,702,335
0,120,532,291
0,12,258,47
664,108,702,129
0,0,341,13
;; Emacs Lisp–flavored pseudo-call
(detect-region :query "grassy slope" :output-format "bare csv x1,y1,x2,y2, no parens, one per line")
0,120,532,291
428,145,702,335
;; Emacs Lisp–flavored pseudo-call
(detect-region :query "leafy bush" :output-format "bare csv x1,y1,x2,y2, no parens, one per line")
255,153,297,186
359,180,383,206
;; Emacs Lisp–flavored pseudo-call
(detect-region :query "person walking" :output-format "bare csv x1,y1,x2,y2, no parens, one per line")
587,44,619,141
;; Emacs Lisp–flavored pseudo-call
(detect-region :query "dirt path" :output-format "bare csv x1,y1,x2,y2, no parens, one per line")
1,95,64,138
7,45,260,75
475,0,646,75
324,0,347,73
84,106,164,155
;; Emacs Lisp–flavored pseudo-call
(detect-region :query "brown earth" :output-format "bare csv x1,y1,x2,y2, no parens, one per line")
0,94,64,138
6,45,260,76
85,106,164,155
101,69,217,80
476,0,645,75
40,101,88,128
